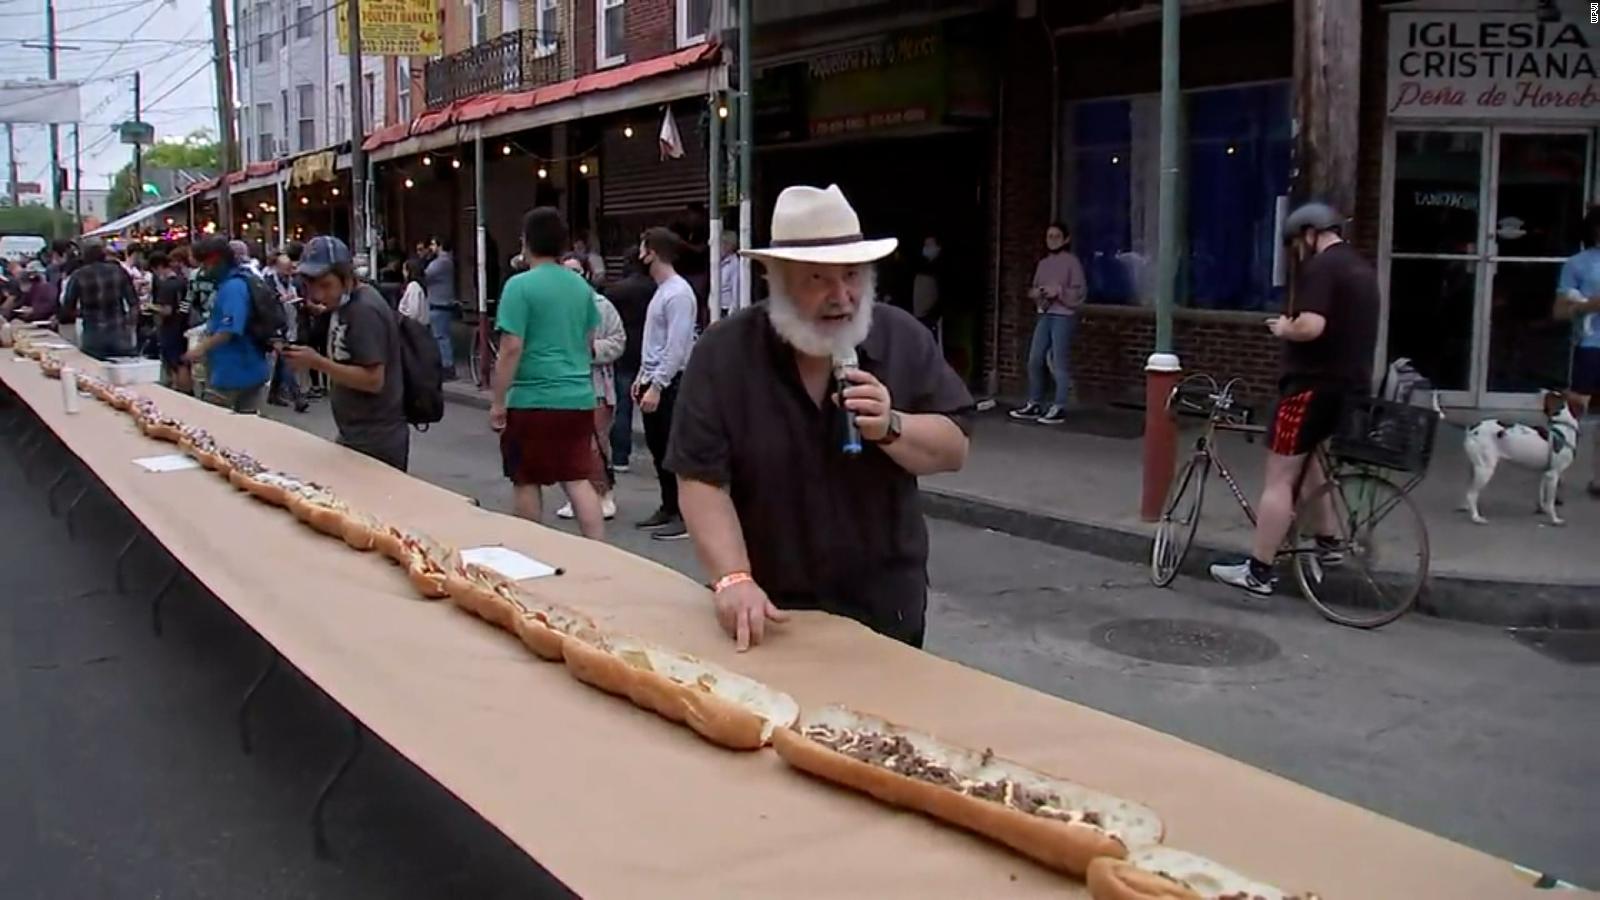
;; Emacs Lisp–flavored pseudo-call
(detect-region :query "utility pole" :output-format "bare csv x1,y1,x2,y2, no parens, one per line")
346,0,368,256
5,124,19,208
1139,0,1183,522
132,73,143,206
735,0,752,310
72,124,82,234
211,0,238,236
45,0,62,216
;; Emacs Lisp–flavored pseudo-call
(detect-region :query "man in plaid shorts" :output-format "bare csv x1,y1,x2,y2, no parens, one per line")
1211,203,1379,597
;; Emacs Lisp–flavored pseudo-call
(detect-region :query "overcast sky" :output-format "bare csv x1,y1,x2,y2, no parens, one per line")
1,0,221,197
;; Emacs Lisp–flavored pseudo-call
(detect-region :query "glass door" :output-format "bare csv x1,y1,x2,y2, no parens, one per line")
1386,128,1488,404
1482,130,1595,406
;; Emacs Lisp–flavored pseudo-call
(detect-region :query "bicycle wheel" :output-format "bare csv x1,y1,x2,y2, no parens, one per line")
1292,472,1428,628
1150,455,1209,587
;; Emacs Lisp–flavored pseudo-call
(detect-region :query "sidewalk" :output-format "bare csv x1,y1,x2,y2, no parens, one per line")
442,382,1600,628
923,409,1600,629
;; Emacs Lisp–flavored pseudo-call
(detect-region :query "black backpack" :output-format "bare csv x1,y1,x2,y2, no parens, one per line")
234,270,287,350
395,313,445,428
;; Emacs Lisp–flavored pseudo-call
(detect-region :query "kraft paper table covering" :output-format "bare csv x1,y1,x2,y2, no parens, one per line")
2,356,1545,899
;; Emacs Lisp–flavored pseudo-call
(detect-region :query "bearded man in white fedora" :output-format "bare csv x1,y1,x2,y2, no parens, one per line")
666,184,974,651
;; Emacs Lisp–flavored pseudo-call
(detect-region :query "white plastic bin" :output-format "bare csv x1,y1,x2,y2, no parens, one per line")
101,357,162,386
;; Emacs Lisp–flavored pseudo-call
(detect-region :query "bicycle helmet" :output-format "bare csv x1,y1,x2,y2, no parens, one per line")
1282,201,1346,244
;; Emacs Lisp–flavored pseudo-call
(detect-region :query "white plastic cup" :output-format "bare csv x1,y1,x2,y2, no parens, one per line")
61,366,81,414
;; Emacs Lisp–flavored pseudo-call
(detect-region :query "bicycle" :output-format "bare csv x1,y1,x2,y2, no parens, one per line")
1149,374,1434,629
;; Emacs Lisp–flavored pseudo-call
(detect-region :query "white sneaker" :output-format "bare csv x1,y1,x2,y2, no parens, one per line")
613,463,630,473
1208,559,1275,597
559,498,616,520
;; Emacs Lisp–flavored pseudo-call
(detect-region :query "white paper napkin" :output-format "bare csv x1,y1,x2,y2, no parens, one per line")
132,454,202,473
460,546,558,581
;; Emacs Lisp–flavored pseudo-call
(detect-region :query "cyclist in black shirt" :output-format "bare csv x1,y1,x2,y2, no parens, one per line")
1211,202,1380,597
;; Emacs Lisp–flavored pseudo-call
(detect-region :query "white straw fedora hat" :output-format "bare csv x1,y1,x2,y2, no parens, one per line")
742,184,898,265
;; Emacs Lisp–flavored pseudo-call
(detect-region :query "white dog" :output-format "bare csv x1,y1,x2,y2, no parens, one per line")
1436,391,1582,526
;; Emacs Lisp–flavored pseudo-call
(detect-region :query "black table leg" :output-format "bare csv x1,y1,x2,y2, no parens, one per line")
149,568,179,637
62,486,90,537
44,467,73,515
238,651,279,754
312,714,363,860
112,533,142,594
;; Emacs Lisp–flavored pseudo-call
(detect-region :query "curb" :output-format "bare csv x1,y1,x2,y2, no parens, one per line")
443,382,491,410
920,487,1600,630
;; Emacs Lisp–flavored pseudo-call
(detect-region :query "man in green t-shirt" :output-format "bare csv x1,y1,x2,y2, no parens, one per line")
490,207,606,539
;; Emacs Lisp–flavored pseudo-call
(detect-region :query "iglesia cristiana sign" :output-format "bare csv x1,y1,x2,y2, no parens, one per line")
1387,10,1598,120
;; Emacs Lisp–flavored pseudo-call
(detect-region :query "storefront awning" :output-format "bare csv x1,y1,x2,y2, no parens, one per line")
367,42,724,162
82,193,193,238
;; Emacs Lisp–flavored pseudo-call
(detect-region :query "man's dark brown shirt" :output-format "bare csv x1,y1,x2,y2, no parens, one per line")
666,302,974,645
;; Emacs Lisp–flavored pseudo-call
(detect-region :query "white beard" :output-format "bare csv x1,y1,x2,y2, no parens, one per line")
767,269,876,360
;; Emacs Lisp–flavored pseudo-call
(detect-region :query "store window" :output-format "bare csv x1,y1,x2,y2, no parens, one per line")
1070,81,1292,311
597,0,625,67
677,0,710,47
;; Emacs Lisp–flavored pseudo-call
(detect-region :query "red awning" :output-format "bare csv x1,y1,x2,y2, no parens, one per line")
362,42,719,154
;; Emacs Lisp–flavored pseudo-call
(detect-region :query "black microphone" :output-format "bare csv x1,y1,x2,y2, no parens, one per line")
833,349,863,456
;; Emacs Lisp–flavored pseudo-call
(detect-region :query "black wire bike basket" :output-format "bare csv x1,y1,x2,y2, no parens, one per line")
1329,396,1438,473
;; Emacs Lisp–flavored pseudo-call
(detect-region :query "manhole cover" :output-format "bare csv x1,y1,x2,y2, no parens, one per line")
1089,618,1280,668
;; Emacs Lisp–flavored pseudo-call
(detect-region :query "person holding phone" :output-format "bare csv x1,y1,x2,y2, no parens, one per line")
1010,222,1086,425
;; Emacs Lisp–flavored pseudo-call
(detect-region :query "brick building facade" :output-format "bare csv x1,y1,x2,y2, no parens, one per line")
991,0,1598,411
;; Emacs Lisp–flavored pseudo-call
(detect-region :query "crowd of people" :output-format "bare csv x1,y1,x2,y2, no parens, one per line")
1,188,989,652
2,233,416,473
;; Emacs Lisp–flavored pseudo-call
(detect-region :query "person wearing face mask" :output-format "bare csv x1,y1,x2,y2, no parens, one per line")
911,234,944,331
1210,202,1378,598
1011,223,1087,425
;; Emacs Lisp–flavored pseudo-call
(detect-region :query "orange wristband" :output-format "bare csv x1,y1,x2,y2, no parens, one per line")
712,571,753,594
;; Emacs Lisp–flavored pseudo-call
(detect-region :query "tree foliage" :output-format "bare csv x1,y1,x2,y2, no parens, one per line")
107,129,220,220
0,204,79,241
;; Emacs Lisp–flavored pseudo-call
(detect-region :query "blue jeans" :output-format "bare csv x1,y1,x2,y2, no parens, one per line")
270,353,303,404
611,365,637,465
1026,313,1076,407
429,306,455,373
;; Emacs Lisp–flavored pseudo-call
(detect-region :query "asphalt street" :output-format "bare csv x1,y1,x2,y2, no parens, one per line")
3,394,1597,897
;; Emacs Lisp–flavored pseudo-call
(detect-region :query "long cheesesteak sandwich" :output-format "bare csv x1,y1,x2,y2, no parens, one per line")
1087,847,1318,900
774,705,1164,876
564,632,799,750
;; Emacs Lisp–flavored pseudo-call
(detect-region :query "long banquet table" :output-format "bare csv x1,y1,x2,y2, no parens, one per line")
0,348,1554,898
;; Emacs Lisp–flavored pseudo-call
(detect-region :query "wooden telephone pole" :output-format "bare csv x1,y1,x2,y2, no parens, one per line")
210,0,238,236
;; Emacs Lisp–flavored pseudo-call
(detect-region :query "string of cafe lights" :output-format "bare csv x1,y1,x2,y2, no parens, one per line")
390,101,727,189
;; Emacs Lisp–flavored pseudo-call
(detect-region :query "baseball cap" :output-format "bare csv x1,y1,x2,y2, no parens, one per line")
297,235,352,278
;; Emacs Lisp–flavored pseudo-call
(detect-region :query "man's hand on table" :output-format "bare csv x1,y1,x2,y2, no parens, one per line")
714,578,789,652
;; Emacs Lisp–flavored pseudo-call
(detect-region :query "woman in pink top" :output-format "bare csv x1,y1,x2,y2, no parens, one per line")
1010,223,1086,425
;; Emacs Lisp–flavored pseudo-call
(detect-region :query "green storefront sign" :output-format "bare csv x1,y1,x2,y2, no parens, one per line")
755,20,996,146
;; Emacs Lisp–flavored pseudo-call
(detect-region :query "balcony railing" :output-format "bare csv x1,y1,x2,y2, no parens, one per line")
424,30,563,111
